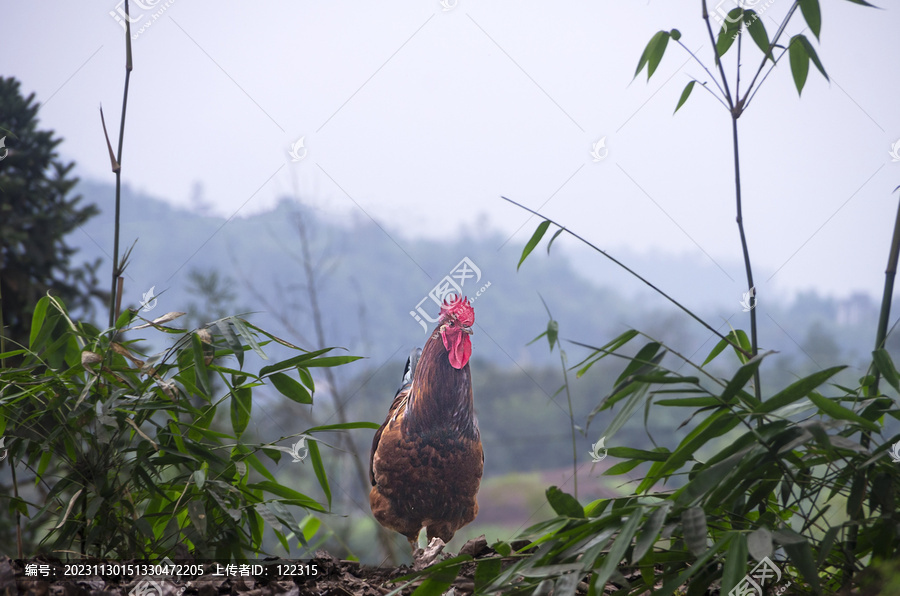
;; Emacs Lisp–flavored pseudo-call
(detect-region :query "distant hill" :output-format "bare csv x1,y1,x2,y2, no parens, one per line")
69,179,887,375
71,179,640,367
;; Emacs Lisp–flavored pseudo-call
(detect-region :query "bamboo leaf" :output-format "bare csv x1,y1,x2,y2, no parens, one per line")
872,348,900,392
573,329,640,378
518,220,551,271
230,386,252,436
246,482,326,512
655,397,721,407
546,319,559,351
774,529,821,592
232,317,267,360
301,355,364,368
674,80,696,113
716,9,743,56
411,570,459,596
615,342,663,386
187,500,207,537
98,106,120,172
789,35,810,95
682,507,709,556
606,446,669,461
546,486,584,518
807,392,879,431
798,0,822,40
259,347,334,377
255,502,282,532
307,439,331,510
603,459,644,475
53,488,84,529
634,31,671,79
193,467,207,490
590,507,644,588
29,296,50,348
599,382,652,440
131,311,186,330
747,527,774,561
269,372,312,404
243,452,277,483
675,452,744,507
743,11,773,60
719,355,765,406
646,31,670,78
721,532,749,595
474,558,502,592
633,503,670,562
547,228,565,254
800,35,829,80
703,336,731,366
756,366,845,413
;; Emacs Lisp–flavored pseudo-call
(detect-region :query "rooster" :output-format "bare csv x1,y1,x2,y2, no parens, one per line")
369,295,483,552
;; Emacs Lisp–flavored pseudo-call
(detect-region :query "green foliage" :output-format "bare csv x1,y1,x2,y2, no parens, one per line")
0,77,105,349
0,295,372,558
462,328,900,593
634,0,858,110
466,2,893,593
788,34,829,96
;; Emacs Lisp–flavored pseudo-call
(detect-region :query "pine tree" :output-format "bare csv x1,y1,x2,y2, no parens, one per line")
0,76,104,350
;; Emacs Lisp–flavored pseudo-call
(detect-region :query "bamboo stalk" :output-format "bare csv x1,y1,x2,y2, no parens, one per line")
107,0,134,328
845,192,900,586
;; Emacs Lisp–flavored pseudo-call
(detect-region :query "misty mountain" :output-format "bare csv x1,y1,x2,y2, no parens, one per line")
69,179,888,376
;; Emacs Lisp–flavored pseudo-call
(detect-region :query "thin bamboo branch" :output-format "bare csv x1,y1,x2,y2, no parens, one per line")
501,197,751,359
741,1,801,109
701,0,734,108
107,0,133,328
673,39,729,103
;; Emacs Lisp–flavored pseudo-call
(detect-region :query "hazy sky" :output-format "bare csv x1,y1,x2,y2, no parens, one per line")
3,1,899,302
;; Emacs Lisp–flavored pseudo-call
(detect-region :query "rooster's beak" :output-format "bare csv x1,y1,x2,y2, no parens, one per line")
462,325,473,335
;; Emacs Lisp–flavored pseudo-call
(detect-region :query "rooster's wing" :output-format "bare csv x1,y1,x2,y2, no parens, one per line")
369,348,420,486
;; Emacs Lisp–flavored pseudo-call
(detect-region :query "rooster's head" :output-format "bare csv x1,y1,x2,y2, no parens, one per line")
438,295,474,369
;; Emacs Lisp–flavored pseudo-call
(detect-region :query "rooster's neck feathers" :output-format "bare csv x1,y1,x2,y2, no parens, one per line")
402,330,478,440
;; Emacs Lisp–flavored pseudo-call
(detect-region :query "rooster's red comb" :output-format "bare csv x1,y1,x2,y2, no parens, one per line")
440,295,474,327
